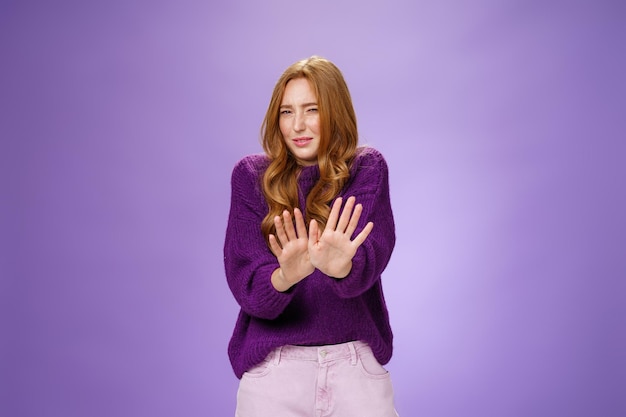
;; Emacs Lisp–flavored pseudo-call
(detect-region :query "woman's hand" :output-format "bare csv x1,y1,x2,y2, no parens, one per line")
268,208,315,292
308,196,374,278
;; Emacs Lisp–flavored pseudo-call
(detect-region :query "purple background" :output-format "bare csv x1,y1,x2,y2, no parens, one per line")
2,1,625,416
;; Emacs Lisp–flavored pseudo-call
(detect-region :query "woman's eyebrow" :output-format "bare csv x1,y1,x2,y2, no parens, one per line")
280,102,318,109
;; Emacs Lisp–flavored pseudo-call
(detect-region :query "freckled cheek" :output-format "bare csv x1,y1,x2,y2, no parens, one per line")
278,120,289,138
309,116,320,135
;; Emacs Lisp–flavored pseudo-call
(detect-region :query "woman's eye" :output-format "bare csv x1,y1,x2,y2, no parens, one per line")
280,110,292,115
307,108,318,113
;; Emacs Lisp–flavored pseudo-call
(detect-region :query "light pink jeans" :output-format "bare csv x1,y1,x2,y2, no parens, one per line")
235,341,399,417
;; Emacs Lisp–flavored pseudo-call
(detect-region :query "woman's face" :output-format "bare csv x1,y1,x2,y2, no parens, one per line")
279,78,320,166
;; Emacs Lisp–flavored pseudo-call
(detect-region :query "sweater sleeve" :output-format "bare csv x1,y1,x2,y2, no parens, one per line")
330,148,396,298
223,156,294,319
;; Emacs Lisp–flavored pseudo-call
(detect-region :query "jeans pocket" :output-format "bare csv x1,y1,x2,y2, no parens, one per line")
357,352,390,380
242,358,272,379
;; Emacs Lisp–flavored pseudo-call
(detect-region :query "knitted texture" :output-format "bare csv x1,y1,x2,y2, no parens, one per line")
224,146,396,379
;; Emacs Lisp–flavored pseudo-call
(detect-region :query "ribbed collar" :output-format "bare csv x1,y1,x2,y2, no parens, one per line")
297,164,320,185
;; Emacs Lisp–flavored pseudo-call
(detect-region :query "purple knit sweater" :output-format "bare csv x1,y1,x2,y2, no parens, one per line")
224,146,395,379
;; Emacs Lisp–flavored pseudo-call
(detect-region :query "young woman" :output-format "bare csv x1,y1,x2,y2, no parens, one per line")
224,56,398,416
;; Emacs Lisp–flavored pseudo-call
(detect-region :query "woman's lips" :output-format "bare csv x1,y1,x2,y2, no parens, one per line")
292,137,313,147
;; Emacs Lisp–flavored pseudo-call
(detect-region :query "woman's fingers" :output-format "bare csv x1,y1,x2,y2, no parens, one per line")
274,208,309,249
293,208,306,236
327,196,364,236
308,219,319,246
326,197,343,231
274,210,298,244
335,196,354,233
282,210,297,240
274,214,288,246
275,201,370,251
352,221,374,247
268,234,282,256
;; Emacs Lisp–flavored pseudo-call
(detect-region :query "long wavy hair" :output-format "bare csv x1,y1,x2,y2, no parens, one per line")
260,56,358,242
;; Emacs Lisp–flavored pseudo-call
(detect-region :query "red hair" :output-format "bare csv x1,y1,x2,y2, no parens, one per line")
260,56,358,242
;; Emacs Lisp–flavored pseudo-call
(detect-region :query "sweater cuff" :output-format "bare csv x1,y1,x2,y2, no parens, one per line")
247,264,295,319
329,247,370,298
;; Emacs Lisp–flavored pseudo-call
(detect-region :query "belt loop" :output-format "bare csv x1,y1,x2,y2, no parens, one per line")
273,346,283,366
347,342,357,366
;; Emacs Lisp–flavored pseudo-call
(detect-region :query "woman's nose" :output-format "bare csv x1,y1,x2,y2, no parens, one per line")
293,112,305,132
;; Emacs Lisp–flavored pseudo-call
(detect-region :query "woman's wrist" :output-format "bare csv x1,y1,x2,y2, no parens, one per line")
271,268,291,292
326,260,352,279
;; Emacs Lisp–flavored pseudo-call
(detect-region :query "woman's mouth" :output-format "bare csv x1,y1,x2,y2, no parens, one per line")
293,137,313,147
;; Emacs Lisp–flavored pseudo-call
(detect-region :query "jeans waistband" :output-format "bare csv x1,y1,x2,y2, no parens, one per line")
270,341,371,366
